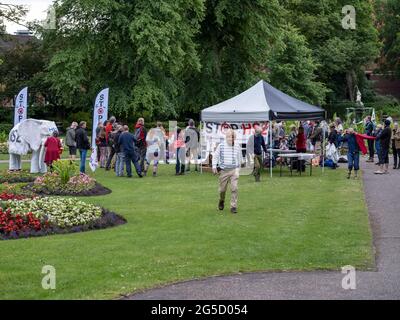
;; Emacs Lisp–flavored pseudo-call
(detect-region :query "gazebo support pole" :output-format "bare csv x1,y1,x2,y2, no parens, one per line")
322,123,325,173
270,121,273,178
200,121,203,174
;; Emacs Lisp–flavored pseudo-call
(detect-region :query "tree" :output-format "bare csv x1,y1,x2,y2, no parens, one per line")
0,3,28,33
0,39,47,100
182,0,285,114
267,24,328,105
281,0,380,103
375,0,400,78
44,0,205,119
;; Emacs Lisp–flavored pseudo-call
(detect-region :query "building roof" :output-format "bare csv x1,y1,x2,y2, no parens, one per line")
0,34,38,53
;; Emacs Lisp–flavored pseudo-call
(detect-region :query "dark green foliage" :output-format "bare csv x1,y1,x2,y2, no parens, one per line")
375,0,400,78
281,0,380,103
1,0,386,122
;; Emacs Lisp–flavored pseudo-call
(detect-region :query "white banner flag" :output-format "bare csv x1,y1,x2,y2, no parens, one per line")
14,87,28,126
89,88,109,172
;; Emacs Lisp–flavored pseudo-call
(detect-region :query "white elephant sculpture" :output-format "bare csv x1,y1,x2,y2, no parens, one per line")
8,119,59,173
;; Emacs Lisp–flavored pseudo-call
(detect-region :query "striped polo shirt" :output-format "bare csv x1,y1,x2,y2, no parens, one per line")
212,142,242,170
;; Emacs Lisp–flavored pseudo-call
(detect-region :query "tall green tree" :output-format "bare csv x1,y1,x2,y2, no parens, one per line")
267,24,328,105
44,0,205,119
375,0,400,78
182,0,284,113
281,0,380,103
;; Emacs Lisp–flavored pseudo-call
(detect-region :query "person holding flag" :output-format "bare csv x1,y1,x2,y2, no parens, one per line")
340,127,376,179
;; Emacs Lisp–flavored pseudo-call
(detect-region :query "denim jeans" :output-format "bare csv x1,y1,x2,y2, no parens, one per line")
115,152,125,176
175,147,186,174
348,152,359,171
124,151,141,177
79,149,88,173
376,141,381,164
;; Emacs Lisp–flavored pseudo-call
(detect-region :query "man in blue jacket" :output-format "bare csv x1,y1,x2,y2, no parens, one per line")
118,125,143,178
253,126,267,182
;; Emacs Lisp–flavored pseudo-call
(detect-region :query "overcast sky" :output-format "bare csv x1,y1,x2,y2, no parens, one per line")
4,0,55,34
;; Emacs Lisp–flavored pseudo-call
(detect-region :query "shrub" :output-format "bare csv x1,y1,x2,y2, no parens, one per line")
52,160,79,185
0,123,13,135
0,131,8,143
0,141,8,154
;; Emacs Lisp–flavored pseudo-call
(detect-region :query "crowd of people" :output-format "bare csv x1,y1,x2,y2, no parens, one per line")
250,116,400,180
40,114,399,215
61,117,201,178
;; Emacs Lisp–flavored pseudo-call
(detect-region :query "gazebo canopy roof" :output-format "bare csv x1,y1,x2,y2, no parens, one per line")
201,80,325,122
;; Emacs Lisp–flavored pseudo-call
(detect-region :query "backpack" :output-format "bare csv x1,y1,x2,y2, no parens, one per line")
134,127,146,148
108,131,116,147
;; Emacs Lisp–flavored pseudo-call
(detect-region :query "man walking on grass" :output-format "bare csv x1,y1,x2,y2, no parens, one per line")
212,129,242,214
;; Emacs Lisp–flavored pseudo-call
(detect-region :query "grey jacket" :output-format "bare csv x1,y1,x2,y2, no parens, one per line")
66,127,77,147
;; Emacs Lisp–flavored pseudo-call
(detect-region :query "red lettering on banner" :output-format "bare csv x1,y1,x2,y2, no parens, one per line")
241,123,252,135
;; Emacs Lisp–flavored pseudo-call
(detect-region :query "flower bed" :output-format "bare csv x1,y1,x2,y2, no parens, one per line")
0,192,30,201
0,195,126,240
24,172,111,196
0,170,37,184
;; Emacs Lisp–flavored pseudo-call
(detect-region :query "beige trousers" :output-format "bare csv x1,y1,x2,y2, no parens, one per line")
219,168,239,208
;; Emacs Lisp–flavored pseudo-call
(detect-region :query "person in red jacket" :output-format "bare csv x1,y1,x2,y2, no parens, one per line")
296,126,307,152
44,131,62,170
295,126,307,172
134,118,147,173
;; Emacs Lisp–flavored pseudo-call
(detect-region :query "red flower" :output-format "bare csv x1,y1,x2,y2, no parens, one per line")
0,207,49,237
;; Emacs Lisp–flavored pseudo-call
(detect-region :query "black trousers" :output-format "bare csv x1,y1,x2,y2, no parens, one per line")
379,147,389,165
138,146,147,172
367,139,374,159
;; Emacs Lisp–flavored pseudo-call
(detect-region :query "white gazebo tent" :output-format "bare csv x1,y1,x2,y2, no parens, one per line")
200,80,326,176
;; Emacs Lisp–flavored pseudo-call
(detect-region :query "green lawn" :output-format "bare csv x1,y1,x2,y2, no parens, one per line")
0,162,374,299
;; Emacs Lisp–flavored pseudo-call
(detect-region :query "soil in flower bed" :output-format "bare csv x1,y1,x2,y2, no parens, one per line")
0,208,126,240
23,182,112,197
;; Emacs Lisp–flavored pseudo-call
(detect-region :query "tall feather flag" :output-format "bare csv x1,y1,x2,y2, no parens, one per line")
89,88,109,172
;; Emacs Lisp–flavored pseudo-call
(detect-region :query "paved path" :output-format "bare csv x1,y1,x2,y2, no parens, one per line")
126,159,400,300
